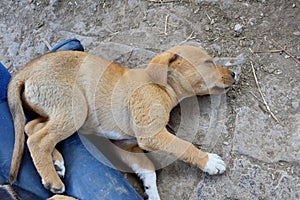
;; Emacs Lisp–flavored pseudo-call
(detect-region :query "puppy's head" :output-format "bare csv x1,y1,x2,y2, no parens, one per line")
146,46,236,97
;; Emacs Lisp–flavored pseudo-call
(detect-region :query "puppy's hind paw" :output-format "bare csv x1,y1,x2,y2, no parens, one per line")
202,153,226,175
42,179,65,194
54,160,65,178
47,194,78,200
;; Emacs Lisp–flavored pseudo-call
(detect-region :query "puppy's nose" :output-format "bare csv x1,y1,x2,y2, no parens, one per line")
231,71,236,79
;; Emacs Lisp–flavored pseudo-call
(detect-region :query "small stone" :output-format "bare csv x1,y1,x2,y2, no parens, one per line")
248,18,256,26
223,141,229,146
292,3,296,8
274,69,282,75
260,13,264,17
234,24,243,33
291,101,299,109
36,21,44,29
293,31,300,36
271,174,275,180
204,25,210,31
284,55,290,59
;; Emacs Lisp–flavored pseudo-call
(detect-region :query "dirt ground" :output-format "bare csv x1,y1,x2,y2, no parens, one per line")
0,0,299,199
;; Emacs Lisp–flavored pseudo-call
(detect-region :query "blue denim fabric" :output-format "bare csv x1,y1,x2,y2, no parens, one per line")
49,38,84,52
0,62,11,102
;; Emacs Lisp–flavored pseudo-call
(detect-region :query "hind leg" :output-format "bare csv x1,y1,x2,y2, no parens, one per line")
25,118,65,178
23,80,88,193
26,119,78,193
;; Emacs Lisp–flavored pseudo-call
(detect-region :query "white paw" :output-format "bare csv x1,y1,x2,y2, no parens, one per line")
145,186,160,200
42,179,65,194
54,160,66,178
143,172,160,200
202,153,226,175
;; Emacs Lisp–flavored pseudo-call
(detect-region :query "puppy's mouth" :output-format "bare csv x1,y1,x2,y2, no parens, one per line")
213,86,231,92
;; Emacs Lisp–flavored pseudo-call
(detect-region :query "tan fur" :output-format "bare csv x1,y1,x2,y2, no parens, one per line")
7,46,235,197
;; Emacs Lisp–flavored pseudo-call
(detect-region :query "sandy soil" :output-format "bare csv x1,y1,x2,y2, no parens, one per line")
0,0,299,199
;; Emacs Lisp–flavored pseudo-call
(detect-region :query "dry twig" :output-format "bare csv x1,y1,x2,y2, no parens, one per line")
127,48,134,61
178,31,196,45
250,62,280,123
253,49,283,54
164,14,169,35
205,13,212,22
42,38,52,50
249,91,264,105
148,0,177,2
271,39,300,65
109,31,119,36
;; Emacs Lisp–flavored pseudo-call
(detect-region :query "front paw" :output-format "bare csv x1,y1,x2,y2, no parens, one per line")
202,153,226,175
145,186,160,200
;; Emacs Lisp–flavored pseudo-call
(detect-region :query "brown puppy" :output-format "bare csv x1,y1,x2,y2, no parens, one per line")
8,46,236,200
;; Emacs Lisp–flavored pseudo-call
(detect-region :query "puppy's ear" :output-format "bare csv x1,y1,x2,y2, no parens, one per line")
146,52,177,86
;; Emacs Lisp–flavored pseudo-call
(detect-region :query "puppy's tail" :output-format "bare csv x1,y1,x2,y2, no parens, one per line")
7,75,26,184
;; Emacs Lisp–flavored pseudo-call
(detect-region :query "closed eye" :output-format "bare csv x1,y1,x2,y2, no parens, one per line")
204,60,216,67
204,60,214,64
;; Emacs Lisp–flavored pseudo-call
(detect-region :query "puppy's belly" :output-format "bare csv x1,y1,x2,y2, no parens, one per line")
98,131,133,140
79,126,133,140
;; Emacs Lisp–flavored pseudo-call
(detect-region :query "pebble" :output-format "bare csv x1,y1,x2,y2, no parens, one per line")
271,174,275,180
248,18,256,26
291,101,299,109
274,69,282,75
223,141,229,146
234,24,243,33
293,31,300,36
204,25,210,31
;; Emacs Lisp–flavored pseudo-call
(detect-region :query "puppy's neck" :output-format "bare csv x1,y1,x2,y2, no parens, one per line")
145,66,195,107
164,69,196,107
